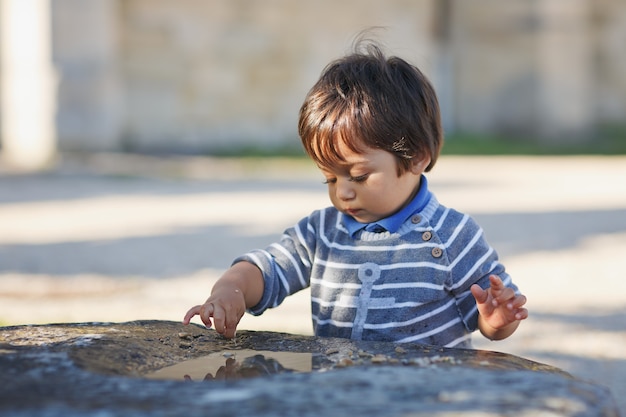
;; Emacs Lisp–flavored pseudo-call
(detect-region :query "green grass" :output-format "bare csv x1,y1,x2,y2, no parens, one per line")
442,126,626,156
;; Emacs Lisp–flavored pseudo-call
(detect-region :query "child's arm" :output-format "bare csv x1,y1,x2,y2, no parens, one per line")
182,261,264,339
470,275,528,341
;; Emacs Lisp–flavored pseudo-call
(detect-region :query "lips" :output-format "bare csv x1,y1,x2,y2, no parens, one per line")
345,208,361,217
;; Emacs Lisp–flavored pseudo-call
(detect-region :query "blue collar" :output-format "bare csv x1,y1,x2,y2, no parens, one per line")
343,175,431,237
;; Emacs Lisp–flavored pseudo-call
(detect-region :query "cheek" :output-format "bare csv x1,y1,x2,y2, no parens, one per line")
359,185,388,208
368,182,404,210
327,187,339,205
372,191,396,211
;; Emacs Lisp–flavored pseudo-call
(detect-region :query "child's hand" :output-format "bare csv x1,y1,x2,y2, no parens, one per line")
182,261,264,339
183,285,247,339
470,275,528,340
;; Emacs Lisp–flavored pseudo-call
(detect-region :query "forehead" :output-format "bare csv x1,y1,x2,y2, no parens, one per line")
318,139,394,172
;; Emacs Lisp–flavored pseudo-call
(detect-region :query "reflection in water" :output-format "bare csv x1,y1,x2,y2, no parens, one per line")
145,350,313,382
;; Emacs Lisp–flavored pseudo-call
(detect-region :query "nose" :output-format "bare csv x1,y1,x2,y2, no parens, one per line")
335,178,356,201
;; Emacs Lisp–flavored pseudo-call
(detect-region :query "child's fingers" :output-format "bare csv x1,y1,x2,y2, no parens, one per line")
211,304,227,335
213,307,241,339
223,324,238,339
509,306,529,321
514,307,529,321
183,300,242,338
505,294,528,310
470,284,489,304
488,274,504,288
492,286,518,306
223,310,242,339
219,301,244,339
505,294,528,321
182,305,202,325
198,302,216,329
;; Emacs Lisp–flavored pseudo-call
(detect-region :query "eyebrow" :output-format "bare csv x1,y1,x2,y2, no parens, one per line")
318,159,372,175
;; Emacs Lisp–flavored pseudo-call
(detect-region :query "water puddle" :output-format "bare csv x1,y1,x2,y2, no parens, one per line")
145,350,313,382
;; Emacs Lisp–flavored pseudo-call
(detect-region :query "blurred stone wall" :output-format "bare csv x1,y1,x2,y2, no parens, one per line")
51,0,122,151
447,0,625,141
49,0,436,153
3,0,625,154
448,0,594,139
593,0,626,123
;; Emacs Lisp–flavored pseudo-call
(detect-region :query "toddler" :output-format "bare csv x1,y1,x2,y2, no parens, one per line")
184,41,527,348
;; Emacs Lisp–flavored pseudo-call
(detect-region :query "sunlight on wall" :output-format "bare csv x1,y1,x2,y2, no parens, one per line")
1,0,56,170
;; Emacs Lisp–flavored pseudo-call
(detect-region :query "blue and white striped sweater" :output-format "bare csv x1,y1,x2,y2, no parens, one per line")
235,193,516,348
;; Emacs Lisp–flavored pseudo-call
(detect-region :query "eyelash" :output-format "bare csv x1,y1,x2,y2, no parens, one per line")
350,174,368,183
323,174,368,184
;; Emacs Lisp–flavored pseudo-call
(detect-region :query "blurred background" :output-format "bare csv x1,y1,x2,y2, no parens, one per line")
1,0,626,166
1,0,625,413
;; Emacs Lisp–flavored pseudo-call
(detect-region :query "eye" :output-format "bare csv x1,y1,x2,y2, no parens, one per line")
323,177,337,184
349,174,368,183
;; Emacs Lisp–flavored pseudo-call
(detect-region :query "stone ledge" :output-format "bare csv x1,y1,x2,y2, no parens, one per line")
0,320,619,417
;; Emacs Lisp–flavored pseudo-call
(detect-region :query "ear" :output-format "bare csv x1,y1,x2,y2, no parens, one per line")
409,155,431,174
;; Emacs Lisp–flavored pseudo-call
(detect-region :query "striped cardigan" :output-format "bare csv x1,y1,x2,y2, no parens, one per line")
235,193,516,348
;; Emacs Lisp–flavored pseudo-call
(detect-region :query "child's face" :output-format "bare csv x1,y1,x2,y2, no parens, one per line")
319,139,428,224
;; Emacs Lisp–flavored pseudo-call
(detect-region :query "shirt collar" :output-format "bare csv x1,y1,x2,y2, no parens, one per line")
343,175,431,237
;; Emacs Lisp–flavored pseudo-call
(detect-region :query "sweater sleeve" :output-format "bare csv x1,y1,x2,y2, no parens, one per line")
442,212,518,332
232,212,318,316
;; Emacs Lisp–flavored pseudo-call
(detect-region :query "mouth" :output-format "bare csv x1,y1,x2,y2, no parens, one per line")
345,208,361,217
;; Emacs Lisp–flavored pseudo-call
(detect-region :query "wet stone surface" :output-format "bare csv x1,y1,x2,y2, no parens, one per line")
0,320,619,416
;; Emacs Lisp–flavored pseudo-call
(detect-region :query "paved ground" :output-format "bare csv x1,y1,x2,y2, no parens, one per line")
1,152,625,413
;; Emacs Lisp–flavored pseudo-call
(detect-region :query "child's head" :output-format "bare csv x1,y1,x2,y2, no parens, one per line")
298,41,443,175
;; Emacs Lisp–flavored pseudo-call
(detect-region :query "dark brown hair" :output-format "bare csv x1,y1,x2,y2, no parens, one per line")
298,41,443,174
